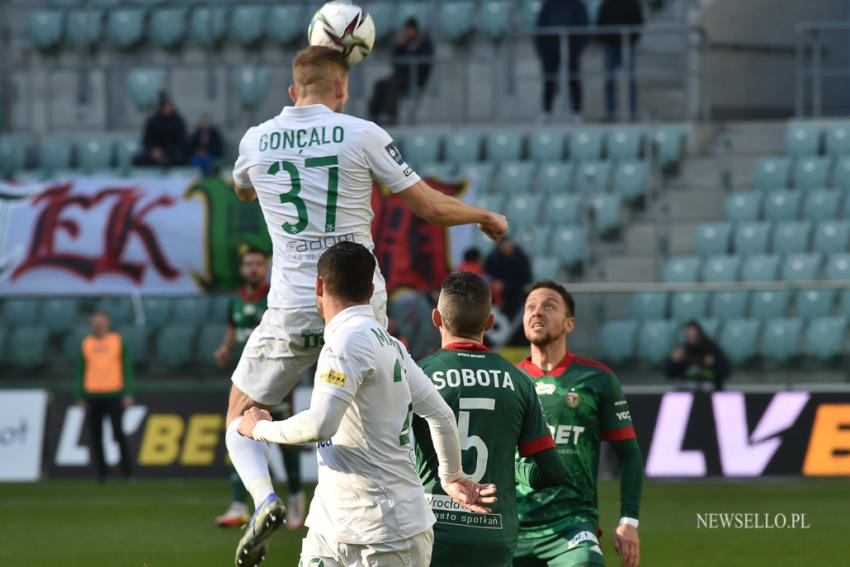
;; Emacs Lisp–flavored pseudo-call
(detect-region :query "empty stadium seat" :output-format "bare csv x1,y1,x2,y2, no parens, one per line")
172,297,210,325
155,325,197,369
532,256,561,281
694,318,721,339
671,291,709,321
127,68,166,111
486,130,524,162
551,226,586,269
62,329,87,362
543,194,582,225
196,324,229,365
825,124,850,157
702,255,741,283
631,292,668,319
496,162,535,194
793,156,832,190
719,319,761,364
834,156,850,189
637,320,676,364
805,316,847,360
514,225,550,258
476,0,512,40
575,161,612,193
751,290,791,320
528,129,566,162
0,327,6,367
613,161,648,203
814,221,850,254
445,130,483,165
65,9,103,47
606,128,643,160
763,190,801,222
755,157,791,190
694,222,732,256
439,1,476,41
505,192,542,227
568,129,604,162
107,8,146,50
733,222,771,255
230,5,267,46
38,138,73,174
803,189,841,221
9,327,49,370
419,162,455,180
394,1,432,31
367,3,395,42
664,256,700,283
210,294,231,323
711,291,749,320
761,318,803,363
0,137,28,177
535,162,573,194
115,137,141,173
149,7,187,49
588,194,622,235
772,221,811,255
404,131,442,164
139,297,173,330
78,138,114,173
3,299,40,327
795,288,836,319
724,191,761,223
29,10,65,50
520,0,543,29
740,254,780,282
462,162,496,188
825,253,850,280
40,298,79,334
95,297,133,326
233,66,271,109
115,325,150,361
600,320,638,363
474,193,505,218
782,253,823,281
653,126,685,171
265,4,305,45
189,6,229,46
785,123,822,157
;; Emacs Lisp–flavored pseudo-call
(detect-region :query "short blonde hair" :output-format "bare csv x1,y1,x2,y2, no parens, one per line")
292,46,349,97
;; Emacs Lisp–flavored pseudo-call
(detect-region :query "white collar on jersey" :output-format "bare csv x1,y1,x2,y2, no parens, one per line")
324,304,376,337
280,104,334,117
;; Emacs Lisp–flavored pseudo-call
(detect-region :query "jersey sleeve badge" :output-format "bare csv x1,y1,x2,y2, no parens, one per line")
319,369,347,387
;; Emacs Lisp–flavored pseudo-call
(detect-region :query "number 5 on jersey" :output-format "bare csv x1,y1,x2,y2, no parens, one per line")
268,156,339,234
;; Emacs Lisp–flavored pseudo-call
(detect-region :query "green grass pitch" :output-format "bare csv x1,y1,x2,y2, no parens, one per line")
0,478,846,566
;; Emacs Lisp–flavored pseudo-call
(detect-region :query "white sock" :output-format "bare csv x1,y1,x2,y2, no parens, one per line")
226,418,275,509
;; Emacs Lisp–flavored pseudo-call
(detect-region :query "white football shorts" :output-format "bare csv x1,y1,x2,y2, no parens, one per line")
299,527,433,567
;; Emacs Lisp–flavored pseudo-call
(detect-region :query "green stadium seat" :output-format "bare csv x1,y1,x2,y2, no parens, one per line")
600,320,638,363
476,0,512,40
606,128,643,161
189,6,229,46
544,194,582,225
62,329,87,361
107,8,146,50
795,289,836,319
785,123,822,157
711,291,749,319
265,4,305,45
840,290,850,316
588,193,622,235
394,1,432,31
172,296,211,325
90,0,120,6
149,7,187,49
575,160,612,193
65,9,103,47
825,124,850,157
761,318,803,363
127,68,166,111
196,324,229,366
568,129,604,162
38,138,73,174
78,138,114,173
403,131,442,165
230,5,267,47
505,192,542,227
94,297,134,326
474,193,505,218
115,137,141,173
535,162,573,194
803,189,841,221
702,255,741,283
439,1,475,41
210,294,231,323
825,253,850,280
805,316,847,361
693,222,732,256
0,136,28,177
29,11,65,51
115,325,150,362
2,299,40,327
637,319,676,364
793,156,832,190
528,130,566,162
367,3,395,42
754,157,791,191
532,256,561,281
725,191,761,223
141,297,173,330
40,298,79,334
461,162,496,188
814,221,850,254
521,0,544,29
663,256,700,283
763,190,801,222
419,162,456,180
613,160,648,203
740,254,780,282
9,326,49,370
782,253,822,281
631,292,668,319
0,327,7,367
514,225,550,258
653,126,685,171
155,325,197,369
445,130,483,165
486,130,525,162
671,291,709,321
834,156,850,189
551,226,586,269
233,66,271,109
694,318,721,339
733,222,771,255
496,161,535,194
719,319,761,364
751,290,791,320
772,221,811,255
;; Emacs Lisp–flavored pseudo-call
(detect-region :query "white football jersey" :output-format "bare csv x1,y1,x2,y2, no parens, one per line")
305,304,437,544
233,104,420,309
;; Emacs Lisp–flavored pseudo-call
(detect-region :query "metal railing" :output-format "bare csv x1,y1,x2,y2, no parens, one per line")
795,20,850,117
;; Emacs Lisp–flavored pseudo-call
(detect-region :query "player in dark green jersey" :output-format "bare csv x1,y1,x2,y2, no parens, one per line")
414,271,572,567
213,250,305,529
514,281,643,567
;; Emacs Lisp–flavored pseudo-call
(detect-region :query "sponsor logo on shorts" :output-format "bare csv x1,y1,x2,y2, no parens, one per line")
384,142,405,165
535,383,557,396
568,530,599,549
319,369,347,387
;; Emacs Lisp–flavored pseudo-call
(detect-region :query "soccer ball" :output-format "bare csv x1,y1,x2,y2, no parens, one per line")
308,1,376,66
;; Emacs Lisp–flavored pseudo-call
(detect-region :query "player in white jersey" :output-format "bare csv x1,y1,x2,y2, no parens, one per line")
224,47,507,567
238,242,497,567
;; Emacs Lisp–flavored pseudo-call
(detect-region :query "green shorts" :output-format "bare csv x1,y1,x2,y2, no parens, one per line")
513,523,604,567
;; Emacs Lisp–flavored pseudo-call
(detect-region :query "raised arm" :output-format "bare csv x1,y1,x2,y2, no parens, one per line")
399,180,508,240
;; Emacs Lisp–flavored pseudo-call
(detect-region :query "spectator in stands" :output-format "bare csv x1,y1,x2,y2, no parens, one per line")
484,237,532,324
535,0,589,122
598,0,644,121
458,247,503,307
666,321,730,391
74,311,134,482
135,92,188,166
368,18,434,125
190,115,224,177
